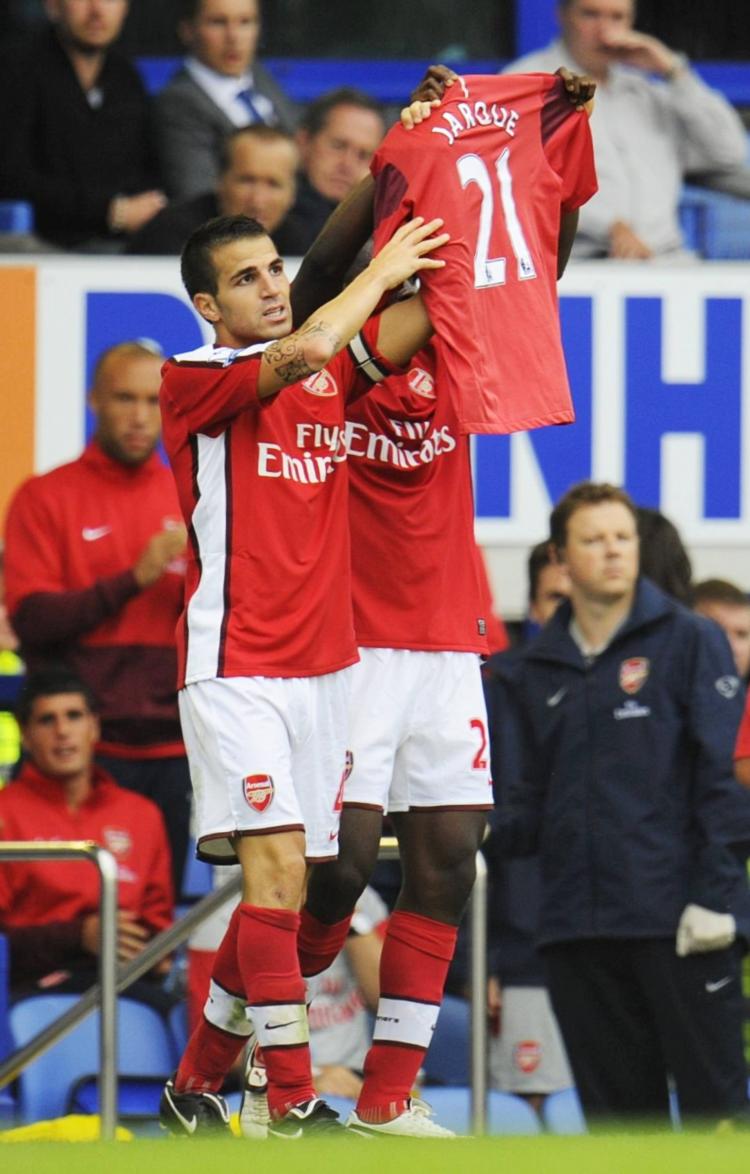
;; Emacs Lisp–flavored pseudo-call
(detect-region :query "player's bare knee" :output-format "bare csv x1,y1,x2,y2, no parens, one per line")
306,852,370,920
236,829,307,909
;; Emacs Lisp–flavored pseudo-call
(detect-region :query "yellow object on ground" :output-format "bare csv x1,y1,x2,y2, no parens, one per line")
0,1115,133,1142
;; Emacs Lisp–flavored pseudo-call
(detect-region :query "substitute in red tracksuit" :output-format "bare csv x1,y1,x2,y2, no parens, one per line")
3,341,191,893
0,668,173,996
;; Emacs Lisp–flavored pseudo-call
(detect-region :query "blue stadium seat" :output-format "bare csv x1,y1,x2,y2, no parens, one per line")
416,1087,541,1134
678,187,712,254
422,994,470,1085
0,934,11,1062
0,201,34,234
487,1090,541,1134
701,192,750,259
180,841,213,902
679,184,750,259
0,934,15,1122
9,994,178,1123
167,998,189,1057
542,1086,586,1134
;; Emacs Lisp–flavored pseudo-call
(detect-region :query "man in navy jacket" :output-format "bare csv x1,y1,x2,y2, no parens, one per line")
498,481,750,1125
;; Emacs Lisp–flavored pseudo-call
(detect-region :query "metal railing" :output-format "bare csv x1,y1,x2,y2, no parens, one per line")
0,842,118,1138
0,837,488,1136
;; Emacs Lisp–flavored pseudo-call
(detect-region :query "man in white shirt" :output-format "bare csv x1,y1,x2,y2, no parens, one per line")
155,0,297,199
505,0,748,259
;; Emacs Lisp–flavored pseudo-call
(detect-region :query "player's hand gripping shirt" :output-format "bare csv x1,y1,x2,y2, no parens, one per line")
372,74,597,434
160,318,395,686
346,346,489,653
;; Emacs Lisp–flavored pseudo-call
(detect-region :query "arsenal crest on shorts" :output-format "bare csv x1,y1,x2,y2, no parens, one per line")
619,657,650,695
243,774,274,811
513,1040,541,1074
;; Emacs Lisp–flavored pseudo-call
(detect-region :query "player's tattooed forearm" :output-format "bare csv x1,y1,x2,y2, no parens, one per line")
293,319,341,353
265,320,342,381
275,356,316,382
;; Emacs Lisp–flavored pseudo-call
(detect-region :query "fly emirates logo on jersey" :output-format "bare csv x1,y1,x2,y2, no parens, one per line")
257,423,348,484
256,370,349,484
256,415,457,483
255,369,457,482
346,413,457,471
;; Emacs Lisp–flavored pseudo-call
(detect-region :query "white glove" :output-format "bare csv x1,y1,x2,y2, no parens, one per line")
675,903,736,957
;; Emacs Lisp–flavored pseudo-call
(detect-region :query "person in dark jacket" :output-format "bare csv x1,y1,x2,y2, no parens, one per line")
283,88,386,254
127,124,306,257
0,0,165,251
480,541,573,1113
498,481,750,1126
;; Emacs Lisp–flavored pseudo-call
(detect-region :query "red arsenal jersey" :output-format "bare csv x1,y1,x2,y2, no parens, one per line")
160,318,395,685
0,763,173,934
372,73,597,434
4,443,186,754
347,346,489,653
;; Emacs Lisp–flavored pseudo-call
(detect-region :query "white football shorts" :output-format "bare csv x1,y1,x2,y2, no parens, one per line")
344,648,493,812
179,670,351,864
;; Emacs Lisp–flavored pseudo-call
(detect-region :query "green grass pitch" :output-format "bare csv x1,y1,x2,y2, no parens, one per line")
1,1133,749,1174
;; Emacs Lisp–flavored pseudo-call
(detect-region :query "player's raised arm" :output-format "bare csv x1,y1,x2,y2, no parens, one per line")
258,217,448,396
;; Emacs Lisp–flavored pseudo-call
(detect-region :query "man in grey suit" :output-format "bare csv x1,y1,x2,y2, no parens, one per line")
155,0,297,200
504,0,748,260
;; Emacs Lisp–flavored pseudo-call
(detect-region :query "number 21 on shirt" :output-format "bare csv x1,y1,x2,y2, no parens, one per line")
457,148,537,289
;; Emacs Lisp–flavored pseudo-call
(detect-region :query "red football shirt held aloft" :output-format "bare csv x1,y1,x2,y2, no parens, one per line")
372,73,598,434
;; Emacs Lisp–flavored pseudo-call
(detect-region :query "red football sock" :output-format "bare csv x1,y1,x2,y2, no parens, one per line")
175,907,247,1093
237,903,315,1118
297,906,353,977
356,911,458,1123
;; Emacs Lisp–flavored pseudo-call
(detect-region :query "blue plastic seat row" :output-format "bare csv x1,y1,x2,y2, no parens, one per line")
679,185,750,259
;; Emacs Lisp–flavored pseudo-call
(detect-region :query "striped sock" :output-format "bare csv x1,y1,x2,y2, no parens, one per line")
355,911,458,1123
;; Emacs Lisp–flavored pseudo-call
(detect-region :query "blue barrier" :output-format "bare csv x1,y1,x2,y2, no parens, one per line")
136,57,750,106
0,201,34,235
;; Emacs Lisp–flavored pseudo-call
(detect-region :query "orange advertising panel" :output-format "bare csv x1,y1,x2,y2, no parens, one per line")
0,267,35,526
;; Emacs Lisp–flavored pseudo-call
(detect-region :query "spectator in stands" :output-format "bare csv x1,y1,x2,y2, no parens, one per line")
0,0,165,252
0,669,173,999
127,124,305,256
155,0,297,200
3,341,192,896
497,481,750,1125
481,541,573,1116
284,88,386,253
504,0,748,259
519,538,571,643
693,578,750,681
636,505,693,605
